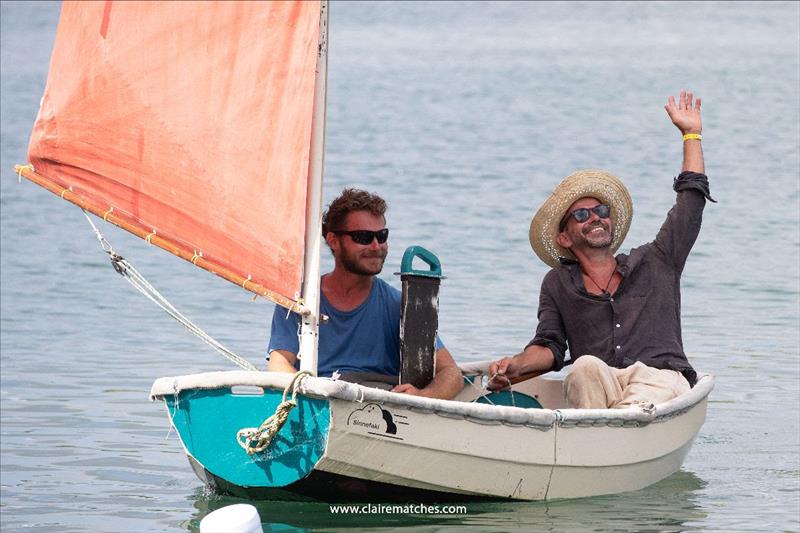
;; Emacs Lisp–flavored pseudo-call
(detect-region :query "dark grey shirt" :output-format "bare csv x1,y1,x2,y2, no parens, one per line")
529,171,714,386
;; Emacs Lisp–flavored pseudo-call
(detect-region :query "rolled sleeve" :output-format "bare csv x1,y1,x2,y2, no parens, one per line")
526,337,566,371
672,171,716,202
654,172,714,272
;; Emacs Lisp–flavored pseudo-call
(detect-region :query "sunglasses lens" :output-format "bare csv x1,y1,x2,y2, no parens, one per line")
572,209,590,223
343,229,389,245
569,205,610,224
349,231,373,245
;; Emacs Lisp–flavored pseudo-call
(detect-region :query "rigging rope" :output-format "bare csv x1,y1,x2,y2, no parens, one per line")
463,373,517,406
81,210,258,372
236,370,312,455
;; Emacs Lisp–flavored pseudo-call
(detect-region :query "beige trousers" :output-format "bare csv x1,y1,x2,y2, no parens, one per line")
564,355,690,409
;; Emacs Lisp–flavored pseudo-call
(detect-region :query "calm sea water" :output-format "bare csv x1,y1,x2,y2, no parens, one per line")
2,1,799,531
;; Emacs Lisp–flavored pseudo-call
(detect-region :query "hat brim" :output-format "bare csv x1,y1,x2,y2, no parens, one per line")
529,169,633,268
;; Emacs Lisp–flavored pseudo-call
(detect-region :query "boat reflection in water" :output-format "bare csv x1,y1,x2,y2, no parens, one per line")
188,471,708,532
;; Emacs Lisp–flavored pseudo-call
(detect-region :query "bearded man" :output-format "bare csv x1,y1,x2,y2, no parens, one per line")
268,188,463,400
488,90,714,409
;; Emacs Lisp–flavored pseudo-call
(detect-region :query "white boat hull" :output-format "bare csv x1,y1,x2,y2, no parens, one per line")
150,365,713,501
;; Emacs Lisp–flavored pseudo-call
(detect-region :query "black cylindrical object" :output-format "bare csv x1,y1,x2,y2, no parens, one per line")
398,246,443,389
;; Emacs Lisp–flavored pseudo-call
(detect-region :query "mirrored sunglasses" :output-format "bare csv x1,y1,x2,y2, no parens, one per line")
560,204,610,230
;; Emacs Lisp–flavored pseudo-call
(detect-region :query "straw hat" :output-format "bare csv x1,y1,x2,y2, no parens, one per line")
529,169,633,268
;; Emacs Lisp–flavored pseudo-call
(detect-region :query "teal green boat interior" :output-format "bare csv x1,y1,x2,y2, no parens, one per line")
165,387,330,487
475,389,543,409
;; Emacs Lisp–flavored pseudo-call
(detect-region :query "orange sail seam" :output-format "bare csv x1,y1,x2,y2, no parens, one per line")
15,164,310,316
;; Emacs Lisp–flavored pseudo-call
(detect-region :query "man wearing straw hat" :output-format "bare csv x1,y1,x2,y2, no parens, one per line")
488,90,714,409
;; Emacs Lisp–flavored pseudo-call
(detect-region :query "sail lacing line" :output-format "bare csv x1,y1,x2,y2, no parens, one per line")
81,210,258,372
236,370,312,455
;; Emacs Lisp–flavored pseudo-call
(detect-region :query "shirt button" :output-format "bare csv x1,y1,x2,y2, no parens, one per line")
610,298,614,302
616,345,621,350
616,323,621,328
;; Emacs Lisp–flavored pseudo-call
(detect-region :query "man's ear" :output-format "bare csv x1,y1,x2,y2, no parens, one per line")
556,231,573,248
325,231,338,251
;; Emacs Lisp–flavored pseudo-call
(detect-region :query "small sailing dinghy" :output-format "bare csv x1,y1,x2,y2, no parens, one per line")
16,1,712,501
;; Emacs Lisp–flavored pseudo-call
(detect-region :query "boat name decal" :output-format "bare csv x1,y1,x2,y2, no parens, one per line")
346,403,406,440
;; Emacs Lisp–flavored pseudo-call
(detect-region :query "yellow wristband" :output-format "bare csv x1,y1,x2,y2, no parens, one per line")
683,133,702,141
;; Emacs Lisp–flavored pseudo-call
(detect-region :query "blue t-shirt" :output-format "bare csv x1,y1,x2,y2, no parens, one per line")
268,277,444,377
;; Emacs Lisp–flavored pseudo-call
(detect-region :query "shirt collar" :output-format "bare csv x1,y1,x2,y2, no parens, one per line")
558,252,633,278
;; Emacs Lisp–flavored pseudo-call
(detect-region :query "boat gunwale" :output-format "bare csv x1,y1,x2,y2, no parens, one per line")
150,370,713,429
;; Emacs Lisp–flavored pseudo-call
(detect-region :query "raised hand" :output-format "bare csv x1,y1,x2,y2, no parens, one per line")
665,90,702,135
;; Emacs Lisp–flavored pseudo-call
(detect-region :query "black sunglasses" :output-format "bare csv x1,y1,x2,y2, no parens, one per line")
560,204,610,230
333,228,389,245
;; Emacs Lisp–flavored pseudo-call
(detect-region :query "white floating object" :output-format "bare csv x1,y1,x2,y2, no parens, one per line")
200,503,261,533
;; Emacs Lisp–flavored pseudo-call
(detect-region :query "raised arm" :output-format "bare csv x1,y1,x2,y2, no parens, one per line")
653,90,714,271
665,90,704,173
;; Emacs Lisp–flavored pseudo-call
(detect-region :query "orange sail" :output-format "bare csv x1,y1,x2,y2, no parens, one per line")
21,1,322,310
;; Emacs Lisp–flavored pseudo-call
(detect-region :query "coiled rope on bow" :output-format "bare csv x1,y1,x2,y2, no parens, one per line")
237,370,312,455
